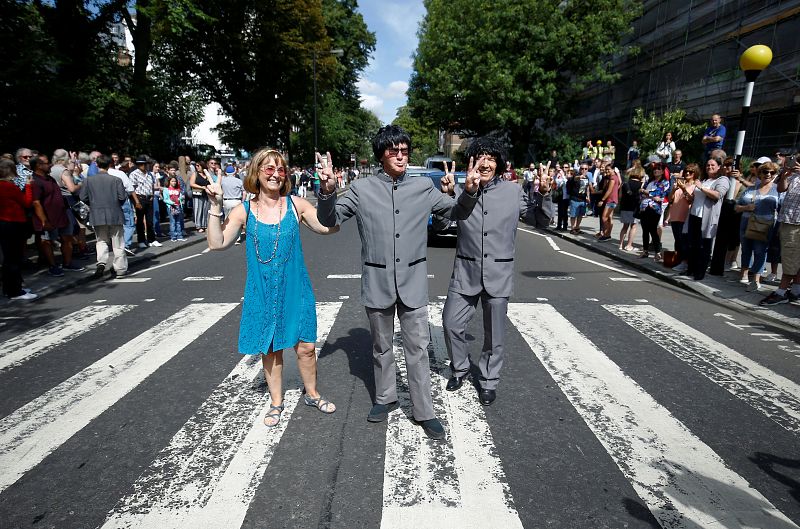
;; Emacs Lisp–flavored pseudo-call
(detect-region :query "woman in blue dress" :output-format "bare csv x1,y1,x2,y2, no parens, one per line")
205,148,339,427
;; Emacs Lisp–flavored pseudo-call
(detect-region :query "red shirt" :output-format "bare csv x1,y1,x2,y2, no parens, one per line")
0,180,33,222
30,173,69,230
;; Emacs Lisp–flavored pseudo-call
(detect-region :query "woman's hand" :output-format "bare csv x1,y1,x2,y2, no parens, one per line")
205,180,223,206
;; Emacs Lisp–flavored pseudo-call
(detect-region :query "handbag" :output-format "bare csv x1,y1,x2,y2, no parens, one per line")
745,214,771,241
71,200,91,225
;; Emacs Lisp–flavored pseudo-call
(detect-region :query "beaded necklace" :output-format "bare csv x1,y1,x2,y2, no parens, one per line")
252,196,284,264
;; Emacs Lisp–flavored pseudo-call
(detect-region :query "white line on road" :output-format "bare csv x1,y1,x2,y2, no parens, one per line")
202,248,210,254
558,250,638,277
112,278,152,283
0,303,238,494
0,305,136,372
327,274,435,279
101,302,342,529
634,299,648,303
94,299,107,303
537,276,574,281
516,226,547,237
191,297,205,301
586,298,599,301
381,303,522,528
183,276,224,281
605,304,800,434
507,303,798,529
129,253,202,276
144,299,155,302
609,277,643,282
545,236,560,251
339,295,350,300
536,297,549,301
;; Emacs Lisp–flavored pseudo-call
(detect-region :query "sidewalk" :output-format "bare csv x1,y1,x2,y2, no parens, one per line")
1,222,208,307
542,212,800,330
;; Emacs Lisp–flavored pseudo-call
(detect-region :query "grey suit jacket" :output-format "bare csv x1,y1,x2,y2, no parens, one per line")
80,171,127,226
447,178,535,298
317,170,478,309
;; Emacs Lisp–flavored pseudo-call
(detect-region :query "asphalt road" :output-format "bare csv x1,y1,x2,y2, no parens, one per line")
1,217,799,529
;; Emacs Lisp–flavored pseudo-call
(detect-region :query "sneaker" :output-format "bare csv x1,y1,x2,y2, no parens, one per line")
759,292,789,306
10,292,38,301
764,273,778,283
177,238,187,242
150,240,163,247
63,263,86,272
746,282,763,292
725,261,740,272
672,262,688,273
138,242,148,249
738,279,750,285
48,266,64,277
124,247,135,256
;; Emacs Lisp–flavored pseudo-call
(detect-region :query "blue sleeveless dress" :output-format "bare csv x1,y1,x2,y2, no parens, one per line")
239,197,317,355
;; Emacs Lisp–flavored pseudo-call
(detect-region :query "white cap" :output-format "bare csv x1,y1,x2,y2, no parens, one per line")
755,156,772,164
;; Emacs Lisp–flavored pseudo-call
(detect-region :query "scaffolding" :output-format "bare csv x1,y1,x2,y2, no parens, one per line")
566,0,800,158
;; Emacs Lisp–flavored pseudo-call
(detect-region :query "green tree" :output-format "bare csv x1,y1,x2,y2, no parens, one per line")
632,107,705,160
393,106,439,166
408,0,641,160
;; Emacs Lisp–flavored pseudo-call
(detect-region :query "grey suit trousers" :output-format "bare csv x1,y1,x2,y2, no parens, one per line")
442,291,508,391
366,303,435,421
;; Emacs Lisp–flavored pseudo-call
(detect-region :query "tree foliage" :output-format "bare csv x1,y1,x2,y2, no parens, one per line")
632,107,705,159
408,0,641,160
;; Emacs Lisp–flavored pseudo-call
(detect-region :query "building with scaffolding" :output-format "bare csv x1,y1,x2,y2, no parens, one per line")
566,0,800,160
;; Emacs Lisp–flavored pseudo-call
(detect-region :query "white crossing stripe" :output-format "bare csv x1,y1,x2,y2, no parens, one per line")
0,303,238,494
0,305,136,372
537,276,574,280
604,304,800,434
545,236,560,251
101,302,342,529
609,277,643,282
327,274,436,279
507,303,797,529
112,278,151,283
183,276,223,281
381,303,521,529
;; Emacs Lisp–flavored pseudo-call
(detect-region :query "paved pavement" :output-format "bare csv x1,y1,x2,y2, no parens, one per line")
540,213,800,330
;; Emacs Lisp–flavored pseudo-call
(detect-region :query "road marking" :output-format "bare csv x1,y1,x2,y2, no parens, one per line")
0,316,23,320
714,312,735,320
609,277,642,282
586,298,599,302
100,302,342,529
183,276,224,281
112,277,151,283
536,297,549,301
381,303,522,528
0,305,136,372
202,247,211,254
0,303,238,494
129,253,202,276
634,299,648,303
558,250,638,276
191,297,205,301
537,275,574,280
94,299,107,303
604,304,800,434
339,295,350,300
516,226,547,237
328,274,361,279
508,303,797,529
545,236,560,251
144,299,155,302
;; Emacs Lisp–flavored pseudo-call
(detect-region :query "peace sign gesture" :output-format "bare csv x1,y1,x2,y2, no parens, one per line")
464,155,485,194
440,160,456,195
316,151,335,194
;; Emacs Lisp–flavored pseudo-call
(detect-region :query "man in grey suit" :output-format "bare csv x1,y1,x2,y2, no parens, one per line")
317,125,480,439
438,136,536,406
80,154,128,278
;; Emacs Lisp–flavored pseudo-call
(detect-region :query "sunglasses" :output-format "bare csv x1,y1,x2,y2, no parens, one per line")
386,148,409,157
686,170,696,174
762,170,776,175
261,165,286,176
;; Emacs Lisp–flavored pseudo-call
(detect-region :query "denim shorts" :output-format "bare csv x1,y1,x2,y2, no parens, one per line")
40,225,72,241
605,202,617,209
569,200,586,218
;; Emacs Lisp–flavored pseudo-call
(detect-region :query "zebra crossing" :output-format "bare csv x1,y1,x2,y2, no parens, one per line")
0,298,798,528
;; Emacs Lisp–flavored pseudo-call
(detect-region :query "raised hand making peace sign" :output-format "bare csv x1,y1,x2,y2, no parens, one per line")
464,155,489,194
439,160,457,195
316,151,336,194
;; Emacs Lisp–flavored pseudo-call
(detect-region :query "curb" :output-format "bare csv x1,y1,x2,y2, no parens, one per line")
9,236,209,304
541,226,800,332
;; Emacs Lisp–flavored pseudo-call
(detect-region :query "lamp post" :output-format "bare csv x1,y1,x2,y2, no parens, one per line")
709,44,772,275
312,48,344,153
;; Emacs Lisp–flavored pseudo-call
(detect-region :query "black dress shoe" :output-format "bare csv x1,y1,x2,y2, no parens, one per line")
93,263,105,279
417,418,446,440
479,389,496,406
446,373,468,391
367,401,399,423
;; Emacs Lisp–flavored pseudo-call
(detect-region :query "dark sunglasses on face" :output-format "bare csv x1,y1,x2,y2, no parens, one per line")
762,170,776,175
386,148,409,157
686,170,695,174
